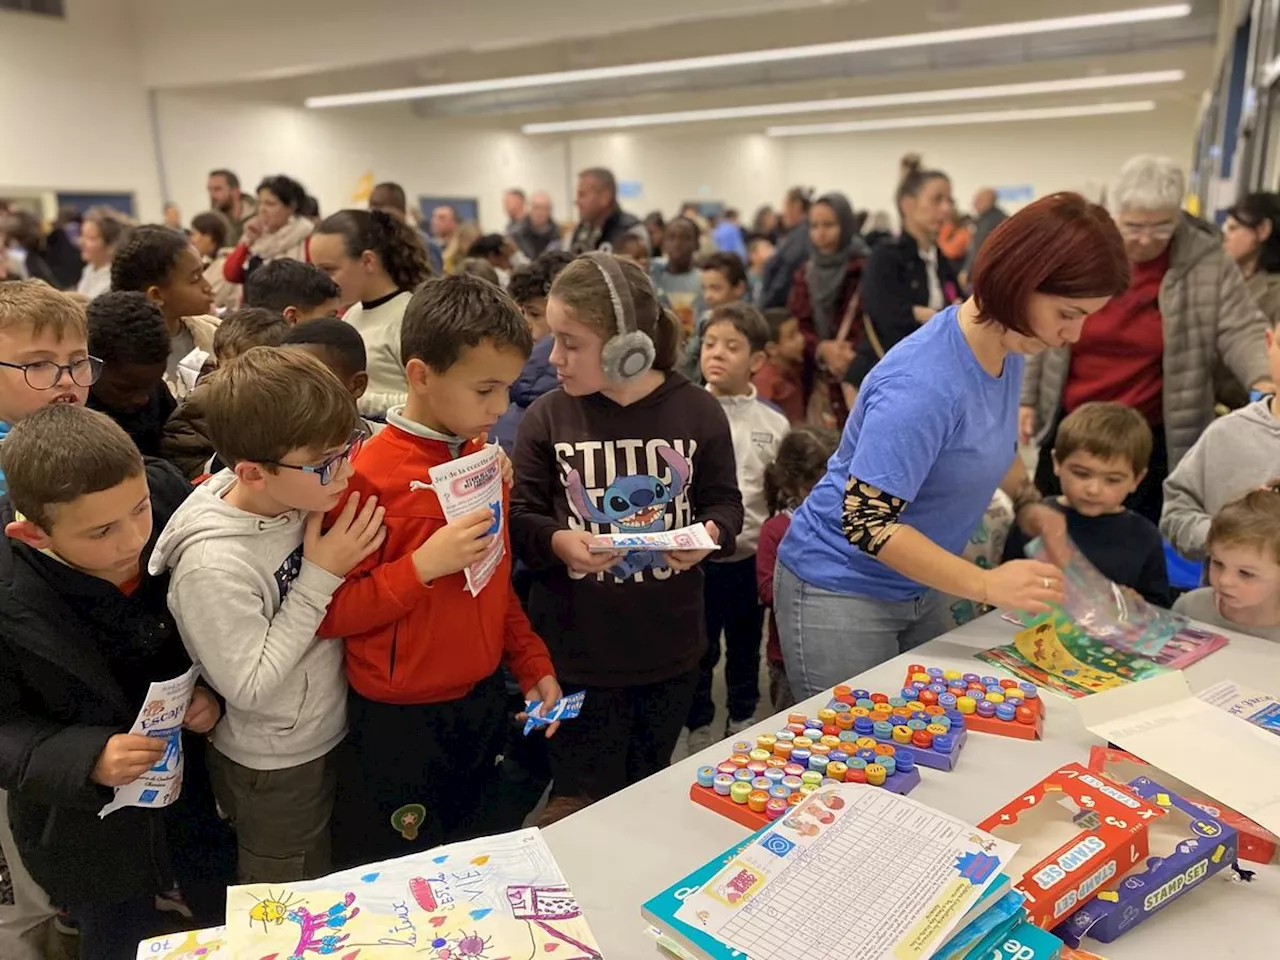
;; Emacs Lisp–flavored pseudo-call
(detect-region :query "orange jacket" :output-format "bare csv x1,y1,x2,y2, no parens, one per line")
320,424,554,705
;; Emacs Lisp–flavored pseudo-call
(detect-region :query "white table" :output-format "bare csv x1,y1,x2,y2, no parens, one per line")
543,614,1280,958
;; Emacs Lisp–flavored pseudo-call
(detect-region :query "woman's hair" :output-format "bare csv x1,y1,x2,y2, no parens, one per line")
443,221,482,275
256,174,307,211
785,187,814,212
765,426,839,514
896,155,950,211
466,234,507,260
1111,155,1185,215
315,209,433,292
971,192,1129,337
1228,192,1280,274
83,206,132,249
189,211,229,250
1208,482,1280,565
110,224,189,293
550,254,679,371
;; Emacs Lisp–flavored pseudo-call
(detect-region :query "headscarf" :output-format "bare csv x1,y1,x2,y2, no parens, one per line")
805,192,870,339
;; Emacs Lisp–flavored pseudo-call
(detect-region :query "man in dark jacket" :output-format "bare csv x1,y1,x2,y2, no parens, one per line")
759,187,813,309
569,168,649,255
510,191,562,261
964,187,1008,280
0,406,233,960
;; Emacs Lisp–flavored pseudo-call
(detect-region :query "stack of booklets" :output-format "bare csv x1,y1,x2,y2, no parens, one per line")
643,783,1064,960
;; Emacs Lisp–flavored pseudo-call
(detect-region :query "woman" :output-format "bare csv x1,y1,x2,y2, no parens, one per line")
775,193,1128,698
222,175,314,286
786,192,869,426
1223,191,1280,327
442,220,482,275
1021,157,1273,524
76,207,130,300
849,161,959,390
752,205,780,243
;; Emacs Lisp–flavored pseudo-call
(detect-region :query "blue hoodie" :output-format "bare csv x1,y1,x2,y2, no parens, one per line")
0,421,8,497
491,337,558,454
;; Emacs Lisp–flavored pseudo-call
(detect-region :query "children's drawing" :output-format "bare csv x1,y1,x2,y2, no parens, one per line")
390,803,427,841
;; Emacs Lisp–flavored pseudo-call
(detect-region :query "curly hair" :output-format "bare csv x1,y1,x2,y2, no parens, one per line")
316,209,433,292
508,250,574,306
765,426,838,515
256,174,308,210
110,224,189,293
86,291,170,365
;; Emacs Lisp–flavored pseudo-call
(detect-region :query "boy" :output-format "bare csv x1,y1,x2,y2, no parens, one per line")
1162,314,1280,559
86,291,176,457
752,307,808,426
243,259,342,324
681,252,749,383
282,317,385,437
650,217,703,340
209,307,289,365
747,234,776,304
1004,401,1170,605
320,274,559,865
0,405,232,957
150,348,385,884
686,303,789,752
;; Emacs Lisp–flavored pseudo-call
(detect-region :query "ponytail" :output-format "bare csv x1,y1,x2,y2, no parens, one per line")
316,209,434,293
653,307,681,372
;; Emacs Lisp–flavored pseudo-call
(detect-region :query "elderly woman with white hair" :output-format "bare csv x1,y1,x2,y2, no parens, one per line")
1020,155,1273,524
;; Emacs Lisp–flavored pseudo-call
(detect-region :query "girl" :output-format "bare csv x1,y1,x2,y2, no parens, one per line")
110,225,218,399
1174,484,1280,642
510,253,744,825
309,208,433,417
1222,192,1280,328
222,175,314,286
443,220,482,276
77,207,130,300
756,426,838,712
190,212,240,311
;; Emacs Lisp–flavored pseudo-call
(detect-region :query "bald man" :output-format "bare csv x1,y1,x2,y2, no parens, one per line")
968,187,1007,268
510,190,562,259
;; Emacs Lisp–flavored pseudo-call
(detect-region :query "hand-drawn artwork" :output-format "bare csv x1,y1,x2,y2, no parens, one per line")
390,803,427,842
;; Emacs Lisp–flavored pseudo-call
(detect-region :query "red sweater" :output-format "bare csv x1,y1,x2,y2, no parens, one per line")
756,512,791,666
320,424,554,704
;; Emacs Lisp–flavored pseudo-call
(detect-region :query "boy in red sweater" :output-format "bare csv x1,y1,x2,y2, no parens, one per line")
322,275,560,866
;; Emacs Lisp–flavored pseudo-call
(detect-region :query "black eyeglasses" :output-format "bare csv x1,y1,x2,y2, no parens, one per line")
0,356,103,390
265,432,364,486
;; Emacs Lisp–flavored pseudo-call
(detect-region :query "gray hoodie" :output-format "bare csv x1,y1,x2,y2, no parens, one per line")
1161,398,1280,559
149,470,347,771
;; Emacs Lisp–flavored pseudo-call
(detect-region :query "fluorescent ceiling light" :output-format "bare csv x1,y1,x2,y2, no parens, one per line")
765,100,1157,136
520,69,1184,134
305,4,1191,108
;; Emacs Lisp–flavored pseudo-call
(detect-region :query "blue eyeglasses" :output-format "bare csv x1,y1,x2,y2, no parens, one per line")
266,432,364,485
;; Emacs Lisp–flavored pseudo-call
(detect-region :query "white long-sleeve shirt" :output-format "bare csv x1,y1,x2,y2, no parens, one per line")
710,385,790,560
343,290,412,418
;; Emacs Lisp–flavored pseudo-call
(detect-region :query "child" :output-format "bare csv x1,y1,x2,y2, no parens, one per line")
86,291,176,457
282,317,385,437
310,209,433,417
320,274,558,865
747,234,775,305
1163,315,1280,559
680,251,749,382
1004,402,1170,605
686,303,788,752
110,225,219,398
150,347,385,883
190,211,240,311
510,254,743,823
1174,485,1280,641
757,426,839,712
209,306,289,366
491,250,574,454
243,258,343,324
0,405,233,957
460,257,501,286
752,307,808,425
650,216,703,341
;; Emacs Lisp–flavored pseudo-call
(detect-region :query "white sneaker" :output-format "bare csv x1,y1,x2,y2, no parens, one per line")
686,725,719,757
725,717,756,739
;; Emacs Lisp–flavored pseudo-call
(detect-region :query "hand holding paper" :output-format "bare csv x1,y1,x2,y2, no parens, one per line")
586,522,720,556
412,507,496,584
92,734,166,787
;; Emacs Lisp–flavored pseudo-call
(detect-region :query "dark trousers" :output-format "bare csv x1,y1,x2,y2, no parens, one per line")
1035,406,1168,526
331,673,512,869
687,557,765,730
70,882,227,960
549,670,699,802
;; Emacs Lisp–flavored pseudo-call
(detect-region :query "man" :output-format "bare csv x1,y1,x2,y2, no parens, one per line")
207,169,256,247
569,168,648,255
759,186,813,308
369,181,444,275
430,204,458,246
503,188,527,231
964,187,1008,280
509,191,561,261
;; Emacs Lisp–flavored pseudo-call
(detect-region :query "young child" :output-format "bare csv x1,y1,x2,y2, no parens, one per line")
686,303,788,752
150,347,385,883
1174,485,1280,641
650,216,703,341
752,307,808,426
282,317,385,437
190,211,241,312
1163,315,1280,559
110,225,219,398
757,426,839,712
0,405,233,956
460,257,501,286
1003,402,1170,605
243,258,343,324
209,306,289,367
319,274,558,865
86,291,176,457
510,254,743,822
747,234,775,305
681,251,749,382
491,250,574,454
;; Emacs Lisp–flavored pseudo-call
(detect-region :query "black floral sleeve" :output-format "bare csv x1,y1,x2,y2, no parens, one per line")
842,476,907,556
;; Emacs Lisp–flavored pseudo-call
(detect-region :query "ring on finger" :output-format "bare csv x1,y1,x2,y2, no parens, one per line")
1042,576,1052,589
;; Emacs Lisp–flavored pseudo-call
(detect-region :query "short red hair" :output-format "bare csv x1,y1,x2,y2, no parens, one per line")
971,193,1128,336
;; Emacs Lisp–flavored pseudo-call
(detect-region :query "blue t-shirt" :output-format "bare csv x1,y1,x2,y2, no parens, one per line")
778,305,1023,601
0,420,8,497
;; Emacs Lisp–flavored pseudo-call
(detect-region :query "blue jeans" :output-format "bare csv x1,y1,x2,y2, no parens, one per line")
774,562,950,700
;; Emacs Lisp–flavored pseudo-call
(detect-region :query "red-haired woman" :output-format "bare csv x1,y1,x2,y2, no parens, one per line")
772,193,1130,698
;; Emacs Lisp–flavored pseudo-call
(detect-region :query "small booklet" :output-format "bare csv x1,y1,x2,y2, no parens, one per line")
423,444,505,595
587,522,719,554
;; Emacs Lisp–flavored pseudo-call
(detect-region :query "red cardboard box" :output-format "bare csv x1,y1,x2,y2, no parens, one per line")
979,762,1166,929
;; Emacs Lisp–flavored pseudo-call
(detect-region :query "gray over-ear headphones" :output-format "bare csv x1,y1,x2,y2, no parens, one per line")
586,251,656,383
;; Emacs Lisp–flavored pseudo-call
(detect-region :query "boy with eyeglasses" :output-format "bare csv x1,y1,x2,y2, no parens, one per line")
149,347,387,883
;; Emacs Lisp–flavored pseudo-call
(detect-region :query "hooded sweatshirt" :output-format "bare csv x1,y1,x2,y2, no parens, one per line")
711,385,789,560
149,471,347,771
1161,397,1280,559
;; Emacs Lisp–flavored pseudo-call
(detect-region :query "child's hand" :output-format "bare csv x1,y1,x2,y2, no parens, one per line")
667,521,720,572
518,675,565,738
304,492,386,577
497,446,514,486
412,507,495,583
183,687,221,734
91,734,167,787
551,530,622,575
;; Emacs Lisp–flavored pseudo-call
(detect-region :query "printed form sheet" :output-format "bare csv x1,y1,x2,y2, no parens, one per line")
676,784,1016,960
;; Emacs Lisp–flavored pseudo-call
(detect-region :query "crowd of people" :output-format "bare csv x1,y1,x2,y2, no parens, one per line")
0,150,1279,960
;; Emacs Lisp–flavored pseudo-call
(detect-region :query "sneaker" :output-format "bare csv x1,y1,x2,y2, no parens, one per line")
685,725,719,757
725,717,756,739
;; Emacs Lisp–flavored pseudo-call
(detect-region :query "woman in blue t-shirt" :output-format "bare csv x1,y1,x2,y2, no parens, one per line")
775,193,1130,698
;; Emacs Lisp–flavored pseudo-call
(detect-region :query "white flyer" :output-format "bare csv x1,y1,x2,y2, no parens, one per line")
99,663,200,819
425,444,505,596
587,522,720,554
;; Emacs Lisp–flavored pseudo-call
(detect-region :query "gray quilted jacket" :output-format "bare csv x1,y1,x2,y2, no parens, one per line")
1021,216,1270,468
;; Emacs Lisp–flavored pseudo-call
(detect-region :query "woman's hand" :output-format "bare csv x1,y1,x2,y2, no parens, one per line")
816,340,854,379
241,216,264,245
982,559,1065,614
1018,406,1038,446
1016,501,1069,566
667,522,720,572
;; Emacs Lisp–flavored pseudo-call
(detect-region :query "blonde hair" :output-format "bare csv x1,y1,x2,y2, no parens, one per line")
0,279,87,341
1208,483,1280,565
443,221,482,275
